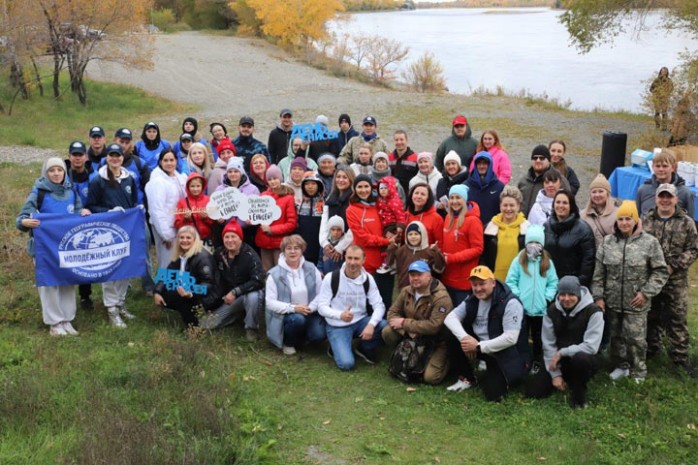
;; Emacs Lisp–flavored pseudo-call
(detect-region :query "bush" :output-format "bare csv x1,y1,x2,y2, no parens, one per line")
151,8,178,32
403,51,447,93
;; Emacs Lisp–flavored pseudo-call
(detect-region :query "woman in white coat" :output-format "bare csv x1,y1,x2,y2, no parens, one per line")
145,148,187,269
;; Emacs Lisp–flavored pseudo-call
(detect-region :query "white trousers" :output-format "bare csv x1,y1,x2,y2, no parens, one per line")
38,285,77,325
102,279,130,308
152,228,174,270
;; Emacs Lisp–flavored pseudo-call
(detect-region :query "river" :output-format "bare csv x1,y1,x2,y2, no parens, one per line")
329,8,698,113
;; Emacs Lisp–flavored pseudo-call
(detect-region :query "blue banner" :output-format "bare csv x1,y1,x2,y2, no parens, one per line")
33,208,147,287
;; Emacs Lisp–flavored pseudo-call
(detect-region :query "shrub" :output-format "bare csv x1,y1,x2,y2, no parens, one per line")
402,51,447,93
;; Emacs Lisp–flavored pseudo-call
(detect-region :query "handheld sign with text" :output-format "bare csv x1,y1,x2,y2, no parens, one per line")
207,189,281,225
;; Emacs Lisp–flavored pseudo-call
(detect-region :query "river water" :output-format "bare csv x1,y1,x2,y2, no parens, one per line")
329,8,698,112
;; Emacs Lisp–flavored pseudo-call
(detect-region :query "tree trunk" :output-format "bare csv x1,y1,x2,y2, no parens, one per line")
52,50,62,98
30,56,44,97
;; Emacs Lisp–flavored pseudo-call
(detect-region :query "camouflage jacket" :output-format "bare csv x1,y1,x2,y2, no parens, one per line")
592,231,669,314
642,207,698,282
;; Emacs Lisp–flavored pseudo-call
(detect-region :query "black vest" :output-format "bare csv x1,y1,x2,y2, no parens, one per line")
462,281,529,384
547,302,601,349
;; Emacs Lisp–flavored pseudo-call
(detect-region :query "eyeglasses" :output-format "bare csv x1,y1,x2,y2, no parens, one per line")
532,156,546,161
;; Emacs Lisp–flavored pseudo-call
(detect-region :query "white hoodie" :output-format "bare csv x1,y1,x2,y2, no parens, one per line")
317,263,386,328
266,255,323,314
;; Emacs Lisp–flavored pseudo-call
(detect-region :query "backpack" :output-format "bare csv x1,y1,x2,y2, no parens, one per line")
330,269,373,315
388,338,435,383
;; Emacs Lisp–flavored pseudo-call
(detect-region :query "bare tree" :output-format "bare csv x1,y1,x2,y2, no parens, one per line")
365,36,409,83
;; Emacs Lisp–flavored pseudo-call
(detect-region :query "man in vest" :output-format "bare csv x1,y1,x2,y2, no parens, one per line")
317,244,387,371
199,221,265,341
382,260,453,384
526,276,604,408
444,265,528,402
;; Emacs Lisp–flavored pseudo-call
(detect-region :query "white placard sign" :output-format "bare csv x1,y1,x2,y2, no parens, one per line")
207,189,282,225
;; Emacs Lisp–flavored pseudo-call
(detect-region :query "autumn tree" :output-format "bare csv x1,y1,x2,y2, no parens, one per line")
402,52,447,93
230,0,344,49
364,36,409,83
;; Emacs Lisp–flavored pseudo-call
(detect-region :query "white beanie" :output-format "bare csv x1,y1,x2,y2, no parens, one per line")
373,151,389,164
43,157,66,178
226,157,245,173
327,215,345,232
444,150,461,166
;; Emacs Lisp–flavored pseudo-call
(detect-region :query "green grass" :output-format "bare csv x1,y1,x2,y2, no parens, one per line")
0,73,193,149
2,164,698,464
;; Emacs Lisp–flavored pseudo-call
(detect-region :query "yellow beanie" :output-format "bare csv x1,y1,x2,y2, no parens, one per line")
616,200,639,223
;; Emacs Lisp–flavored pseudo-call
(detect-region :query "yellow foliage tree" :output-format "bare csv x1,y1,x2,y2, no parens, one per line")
234,0,344,49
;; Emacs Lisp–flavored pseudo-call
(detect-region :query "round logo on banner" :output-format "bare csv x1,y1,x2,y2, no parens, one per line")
57,221,131,279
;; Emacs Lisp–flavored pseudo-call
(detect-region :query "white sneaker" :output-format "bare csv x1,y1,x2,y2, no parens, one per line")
62,321,79,336
282,345,297,355
107,307,127,328
609,367,630,381
49,324,67,336
478,360,487,371
446,377,475,392
634,376,646,384
376,264,391,275
118,305,135,320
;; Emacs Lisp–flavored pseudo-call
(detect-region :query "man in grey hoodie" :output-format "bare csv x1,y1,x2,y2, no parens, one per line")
526,276,604,408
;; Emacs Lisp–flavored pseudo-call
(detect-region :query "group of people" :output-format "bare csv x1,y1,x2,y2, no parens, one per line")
17,110,698,407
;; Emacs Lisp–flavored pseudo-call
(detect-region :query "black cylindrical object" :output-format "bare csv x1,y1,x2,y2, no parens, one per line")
599,131,627,178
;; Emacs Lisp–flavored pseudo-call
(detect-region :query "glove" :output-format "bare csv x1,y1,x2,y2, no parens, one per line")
109,206,126,213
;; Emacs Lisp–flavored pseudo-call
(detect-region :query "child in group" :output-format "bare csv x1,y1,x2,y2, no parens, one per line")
317,215,346,275
505,224,559,374
350,143,373,177
175,173,213,248
297,174,325,264
387,221,446,288
17,157,89,336
376,176,407,274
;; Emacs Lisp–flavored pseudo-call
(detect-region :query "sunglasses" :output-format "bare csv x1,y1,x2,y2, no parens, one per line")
531,155,547,161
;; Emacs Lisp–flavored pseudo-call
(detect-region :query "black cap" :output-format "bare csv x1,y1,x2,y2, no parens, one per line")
115,128,133,140
144,121,158,130
89,126,105,137
106,143,123,156
239,115,255,126
280,108,293,117
362,116,377,125
209,122,228,134
68,141,87,155
180,133,194,142
339,113,351,125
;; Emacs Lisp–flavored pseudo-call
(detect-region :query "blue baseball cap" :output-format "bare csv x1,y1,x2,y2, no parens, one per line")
408,260,430,273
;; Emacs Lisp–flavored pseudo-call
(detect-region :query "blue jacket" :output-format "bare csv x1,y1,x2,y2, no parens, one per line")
466,152,505,227
134,139,171,171
85,165,139,212
330,127,359,156
505,254,559,317
233,134,270,171
100,154,150,205
65,159,97,206
17,175,81,256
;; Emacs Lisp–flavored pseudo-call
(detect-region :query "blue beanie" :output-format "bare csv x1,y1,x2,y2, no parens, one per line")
525,224,545,245
449,184,469,202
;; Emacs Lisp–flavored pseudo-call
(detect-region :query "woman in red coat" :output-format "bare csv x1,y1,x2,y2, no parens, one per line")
255,165,298,271
345,174,393,274
406,183,443,246
441,184,483,305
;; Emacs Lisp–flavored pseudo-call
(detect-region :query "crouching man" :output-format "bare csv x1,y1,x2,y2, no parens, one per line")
444,265,528,402
382,260,453,384
526,276,604,408
317,244,387,370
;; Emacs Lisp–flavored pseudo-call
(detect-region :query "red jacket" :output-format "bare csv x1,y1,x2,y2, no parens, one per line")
406,204,444,246
255,186,298,250
376,176,407,227
441,201,484,290
346,201,390,274
174,173,213,240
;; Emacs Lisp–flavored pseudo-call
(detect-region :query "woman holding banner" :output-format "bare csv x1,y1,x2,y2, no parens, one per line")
153,226,217,328
86,143,141,328
17,157,90,336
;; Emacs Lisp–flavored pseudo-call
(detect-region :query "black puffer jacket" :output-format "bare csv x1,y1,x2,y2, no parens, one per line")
544,213,596,287
213,243,265,298
154,250,218,310
436,168,469,203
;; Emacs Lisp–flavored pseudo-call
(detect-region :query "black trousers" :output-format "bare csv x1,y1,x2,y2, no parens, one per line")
161,289,201,327
447,334,512,402
525,352,599,405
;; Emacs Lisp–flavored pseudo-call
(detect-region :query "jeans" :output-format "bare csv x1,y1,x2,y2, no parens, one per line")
326,316,387,371
283,312,327,347
446,286,470,307
199,290,264,330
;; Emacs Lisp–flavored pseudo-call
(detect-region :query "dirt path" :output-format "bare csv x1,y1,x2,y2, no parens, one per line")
7,31,651,200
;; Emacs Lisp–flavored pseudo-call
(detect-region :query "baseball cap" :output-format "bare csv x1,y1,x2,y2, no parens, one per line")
362,116,377,125
179,133,194,142
280,108,293,117
69,141,87,155
408,260,430,273
115,128,133,140
452,115,467,126
105,143,123,156
656,183,678,196
239,115,255,126
89,126,105,137
469,266,495,281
